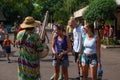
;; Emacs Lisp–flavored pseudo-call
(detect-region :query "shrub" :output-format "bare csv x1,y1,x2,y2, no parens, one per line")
101,38,120,45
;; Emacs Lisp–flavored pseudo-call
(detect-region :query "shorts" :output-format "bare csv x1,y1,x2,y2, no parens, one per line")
74,52,79,62
4,46,11,54
81,54,98,67
52,60,69,67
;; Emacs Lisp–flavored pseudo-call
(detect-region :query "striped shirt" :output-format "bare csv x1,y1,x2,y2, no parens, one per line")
17,30,43,80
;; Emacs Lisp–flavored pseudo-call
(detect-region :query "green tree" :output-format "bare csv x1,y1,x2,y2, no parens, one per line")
83,0,117,23
0,0,90,25
0,0,34,24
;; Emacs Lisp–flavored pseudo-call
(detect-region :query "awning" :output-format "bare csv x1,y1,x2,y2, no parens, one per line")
74,0,120,18
74,6,88,18
116,0,120,5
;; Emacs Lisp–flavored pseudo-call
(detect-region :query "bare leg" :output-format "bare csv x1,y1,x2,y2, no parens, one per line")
62,67,68,80
54,66,60,80
90,65,98,80
82,64,89,80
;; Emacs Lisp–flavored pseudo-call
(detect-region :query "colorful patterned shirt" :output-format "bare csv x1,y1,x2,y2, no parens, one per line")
17,30,43,80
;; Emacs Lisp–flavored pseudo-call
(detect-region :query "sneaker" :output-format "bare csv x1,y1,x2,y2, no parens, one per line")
80,76,83,80
76,77,80,80
76,75,80,80
50,75,54,80
7,59,11,63
59,74,64,80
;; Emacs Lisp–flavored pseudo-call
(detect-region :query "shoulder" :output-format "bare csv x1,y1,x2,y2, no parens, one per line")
4,39,7,42
73,28,75,31
53,33,57,38
17,30,26,40
18,30,26,34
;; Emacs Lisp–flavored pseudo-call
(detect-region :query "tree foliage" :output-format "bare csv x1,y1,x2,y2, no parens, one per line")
0,0,89,25
83,0,117,23
0,0,34,24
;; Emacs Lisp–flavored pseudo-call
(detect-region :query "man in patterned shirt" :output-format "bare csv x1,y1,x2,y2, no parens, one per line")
16,16,44,80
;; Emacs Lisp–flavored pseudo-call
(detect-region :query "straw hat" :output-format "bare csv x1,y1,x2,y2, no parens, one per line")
35,20,42,27
20,16,40,28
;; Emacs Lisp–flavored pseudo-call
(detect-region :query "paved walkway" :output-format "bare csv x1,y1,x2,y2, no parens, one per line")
0,32,120,80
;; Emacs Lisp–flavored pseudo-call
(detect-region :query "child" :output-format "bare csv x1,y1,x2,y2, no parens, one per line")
3,34,12,63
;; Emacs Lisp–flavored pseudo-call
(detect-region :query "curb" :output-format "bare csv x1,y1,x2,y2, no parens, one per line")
101,44,120,48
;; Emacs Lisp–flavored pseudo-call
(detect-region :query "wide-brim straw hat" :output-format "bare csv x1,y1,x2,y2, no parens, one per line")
20,16,41,28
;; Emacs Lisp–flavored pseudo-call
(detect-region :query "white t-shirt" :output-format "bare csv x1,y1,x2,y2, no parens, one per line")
73,25,82,53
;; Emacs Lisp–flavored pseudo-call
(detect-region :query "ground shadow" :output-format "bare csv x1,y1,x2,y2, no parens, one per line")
10,51,18,57
0,59,6,62
69,77,102,80
41,58,73,63
11,60,18,63
68,78,108,80
41,59,53,62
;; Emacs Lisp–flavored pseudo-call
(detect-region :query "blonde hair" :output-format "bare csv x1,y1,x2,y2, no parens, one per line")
69,17,77,24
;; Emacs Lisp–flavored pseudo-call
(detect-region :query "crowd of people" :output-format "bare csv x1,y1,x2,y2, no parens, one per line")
0,16,104,80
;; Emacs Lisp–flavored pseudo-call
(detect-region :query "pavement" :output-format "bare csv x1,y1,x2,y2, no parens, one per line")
0,31,120,80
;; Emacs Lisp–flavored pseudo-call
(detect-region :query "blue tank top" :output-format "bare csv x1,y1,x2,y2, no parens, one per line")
54,35,68,60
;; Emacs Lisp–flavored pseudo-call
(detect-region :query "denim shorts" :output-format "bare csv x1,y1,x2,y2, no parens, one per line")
81,54,98,67
52,60,69,67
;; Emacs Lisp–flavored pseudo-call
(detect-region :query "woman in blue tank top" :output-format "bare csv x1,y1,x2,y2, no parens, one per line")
81,22,102,80
52,24,71,80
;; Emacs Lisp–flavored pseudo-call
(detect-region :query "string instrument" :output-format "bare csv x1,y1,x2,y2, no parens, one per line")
39,11,49,59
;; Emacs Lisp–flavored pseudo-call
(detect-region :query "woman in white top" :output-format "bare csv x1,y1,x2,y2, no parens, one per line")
81,22,101,80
